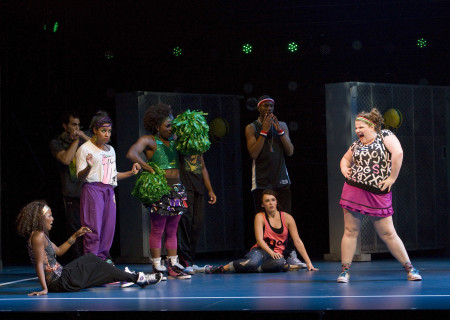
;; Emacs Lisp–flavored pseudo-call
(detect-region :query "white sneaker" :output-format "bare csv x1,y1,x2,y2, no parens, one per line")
407,268,422,281
193,265,207,273
337,271,350,283
121,266,136,288
184,266,195,275
286,251,307,268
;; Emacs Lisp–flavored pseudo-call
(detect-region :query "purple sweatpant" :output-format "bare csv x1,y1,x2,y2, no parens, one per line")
80,182,116,260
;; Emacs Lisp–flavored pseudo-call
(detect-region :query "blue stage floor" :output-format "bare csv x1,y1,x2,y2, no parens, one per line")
1,257,449,319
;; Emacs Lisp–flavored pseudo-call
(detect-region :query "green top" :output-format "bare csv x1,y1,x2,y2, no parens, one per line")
151,136,179,169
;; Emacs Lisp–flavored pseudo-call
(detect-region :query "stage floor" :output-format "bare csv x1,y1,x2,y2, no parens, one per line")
1,257,449,319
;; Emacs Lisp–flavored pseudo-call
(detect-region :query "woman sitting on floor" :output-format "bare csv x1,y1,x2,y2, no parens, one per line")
16,200,162,296
206,189,318,273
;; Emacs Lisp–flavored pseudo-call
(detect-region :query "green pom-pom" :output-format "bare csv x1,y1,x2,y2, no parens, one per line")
131,162,171,205
172,109,211,155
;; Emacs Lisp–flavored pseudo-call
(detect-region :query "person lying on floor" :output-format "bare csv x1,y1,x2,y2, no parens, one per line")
206,189,318,273
16,200,162,295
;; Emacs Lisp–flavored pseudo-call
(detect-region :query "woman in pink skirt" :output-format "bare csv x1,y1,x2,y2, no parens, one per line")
337,108,421,283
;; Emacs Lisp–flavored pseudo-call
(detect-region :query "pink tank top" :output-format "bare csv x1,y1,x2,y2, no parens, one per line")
252,211,288,254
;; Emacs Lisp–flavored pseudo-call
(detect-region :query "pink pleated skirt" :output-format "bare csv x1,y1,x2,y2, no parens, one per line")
339,182,394,217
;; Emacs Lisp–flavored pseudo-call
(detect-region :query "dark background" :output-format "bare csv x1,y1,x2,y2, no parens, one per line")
1,0,450,265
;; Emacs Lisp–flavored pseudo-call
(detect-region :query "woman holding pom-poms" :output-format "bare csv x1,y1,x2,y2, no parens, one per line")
127,103,190,280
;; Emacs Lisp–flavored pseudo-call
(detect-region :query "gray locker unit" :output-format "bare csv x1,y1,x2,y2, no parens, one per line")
115,91,244,263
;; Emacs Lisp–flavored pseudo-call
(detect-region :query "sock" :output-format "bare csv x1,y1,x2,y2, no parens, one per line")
341,263,351,273
227,262,235,272
151,257,162,268
167,255,178,266
403,261,414,273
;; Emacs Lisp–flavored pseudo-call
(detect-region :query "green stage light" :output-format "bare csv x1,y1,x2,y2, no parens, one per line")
105,50,114,60
53,22,59,33
173,47,183,57
417,38,427,48
242,43,252,54
288,42,298,53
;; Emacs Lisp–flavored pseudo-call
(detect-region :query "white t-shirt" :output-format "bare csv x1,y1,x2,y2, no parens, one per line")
76,140,118,187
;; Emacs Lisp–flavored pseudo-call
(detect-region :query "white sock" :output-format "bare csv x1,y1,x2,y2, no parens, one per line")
151,257,162,268
167,255,178,266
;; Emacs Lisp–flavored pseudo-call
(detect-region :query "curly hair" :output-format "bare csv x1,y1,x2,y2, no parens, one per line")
16,200,48,238
143,103,172,134
357,108,384,133
89,110,112,133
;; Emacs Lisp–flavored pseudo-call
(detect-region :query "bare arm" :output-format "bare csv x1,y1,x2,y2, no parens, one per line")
285,213,318,271
55,140,80,166
200,155,216,204
117,163,141,180
52,227,92,257
275,120,294,156
28,232,48,296
55,130,90,165
254,213,283,259
77,153,93,181
245,124,265,160
379,134,403,192
127,136,156,173
340,147,353,179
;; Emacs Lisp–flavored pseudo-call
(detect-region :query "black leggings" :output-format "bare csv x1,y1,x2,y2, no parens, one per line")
49,253,138,292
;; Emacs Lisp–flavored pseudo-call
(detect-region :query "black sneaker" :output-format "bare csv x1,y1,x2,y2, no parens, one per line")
166,259,191,280
205,265,226,274
136,272,162,288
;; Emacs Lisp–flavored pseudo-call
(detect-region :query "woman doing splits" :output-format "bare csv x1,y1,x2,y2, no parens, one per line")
16,201,161,295
338,108,421,283
206,189,318,273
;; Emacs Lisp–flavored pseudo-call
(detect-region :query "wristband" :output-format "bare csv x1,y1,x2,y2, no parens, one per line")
67,237,76,245
260,130,268,137
277,129,285,136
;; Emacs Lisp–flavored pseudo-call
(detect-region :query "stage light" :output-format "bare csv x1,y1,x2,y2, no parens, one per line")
173,46,183,56
105,49,114,60
43,22,59,32
417,38,427,48
242,43,252,54
287,42,298,53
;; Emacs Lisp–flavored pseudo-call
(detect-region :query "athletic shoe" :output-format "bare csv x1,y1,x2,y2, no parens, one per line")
105,258,115,266
407,268,422,281
337,271,350,283
205,265,226,274
151,258,168,272
136,272,162,288
193,265,208,273
184,266,195,275
121,266,136,288
166,259,191,280
286,251,306,269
